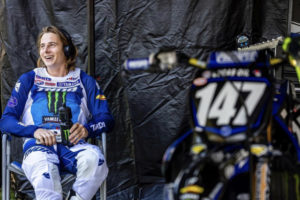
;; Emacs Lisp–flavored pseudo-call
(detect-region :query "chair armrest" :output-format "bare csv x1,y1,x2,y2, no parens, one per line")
101,132,107,158
2,132,12,141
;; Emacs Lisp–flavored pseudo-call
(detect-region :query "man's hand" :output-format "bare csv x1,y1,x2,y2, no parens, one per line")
69,123,88,145
34,128,56,146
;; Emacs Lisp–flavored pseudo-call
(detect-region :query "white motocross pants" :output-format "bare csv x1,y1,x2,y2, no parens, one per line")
22,140,108,200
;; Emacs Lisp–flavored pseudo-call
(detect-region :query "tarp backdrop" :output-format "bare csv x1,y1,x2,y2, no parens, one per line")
0,0,288,199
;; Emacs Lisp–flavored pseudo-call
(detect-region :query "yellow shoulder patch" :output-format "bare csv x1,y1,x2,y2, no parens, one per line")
96,94,106,100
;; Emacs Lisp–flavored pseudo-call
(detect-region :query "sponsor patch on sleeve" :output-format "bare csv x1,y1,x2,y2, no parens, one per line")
96,94,106,100
7,96,18,107
90,122,106,131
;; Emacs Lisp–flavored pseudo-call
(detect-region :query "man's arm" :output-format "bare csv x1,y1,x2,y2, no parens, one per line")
0,70,39,137
80,70,114,138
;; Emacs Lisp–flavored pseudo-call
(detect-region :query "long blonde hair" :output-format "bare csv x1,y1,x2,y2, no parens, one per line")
36,26,78,71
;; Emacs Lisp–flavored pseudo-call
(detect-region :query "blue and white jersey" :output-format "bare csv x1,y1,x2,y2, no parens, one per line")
0,67,114,138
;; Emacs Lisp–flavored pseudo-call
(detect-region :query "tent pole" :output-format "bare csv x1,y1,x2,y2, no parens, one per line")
287,0,293,35
87,0,97,148
87,0,95,77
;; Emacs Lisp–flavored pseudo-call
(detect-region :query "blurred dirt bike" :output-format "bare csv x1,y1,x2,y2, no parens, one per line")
124,35,300,200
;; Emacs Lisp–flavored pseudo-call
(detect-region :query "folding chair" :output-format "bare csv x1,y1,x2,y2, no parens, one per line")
2,132,107,200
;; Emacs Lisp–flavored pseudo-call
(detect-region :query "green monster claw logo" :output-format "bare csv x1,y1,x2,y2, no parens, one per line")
47,91,67,114
63,129,70,141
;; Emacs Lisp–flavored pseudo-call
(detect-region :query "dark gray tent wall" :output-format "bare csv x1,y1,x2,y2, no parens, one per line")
0,0,288,199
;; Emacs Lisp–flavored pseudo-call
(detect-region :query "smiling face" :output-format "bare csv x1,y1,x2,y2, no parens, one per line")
39,32,67,70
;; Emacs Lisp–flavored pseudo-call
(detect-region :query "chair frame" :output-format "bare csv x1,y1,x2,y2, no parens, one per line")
2,132,107,200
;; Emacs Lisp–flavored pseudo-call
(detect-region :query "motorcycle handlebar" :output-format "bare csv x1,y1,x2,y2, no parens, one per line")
123,35,300,77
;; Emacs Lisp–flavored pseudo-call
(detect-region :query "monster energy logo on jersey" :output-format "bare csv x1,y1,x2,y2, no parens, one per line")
47,91,66,114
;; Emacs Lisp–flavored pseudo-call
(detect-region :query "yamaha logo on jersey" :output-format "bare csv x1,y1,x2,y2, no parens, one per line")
42,116,60,123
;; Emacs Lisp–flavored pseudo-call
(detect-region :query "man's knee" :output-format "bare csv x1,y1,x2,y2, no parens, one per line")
72,145,108,200
23,160,63,200
22,146,62,200
34,188,63,200
76,149,107,179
